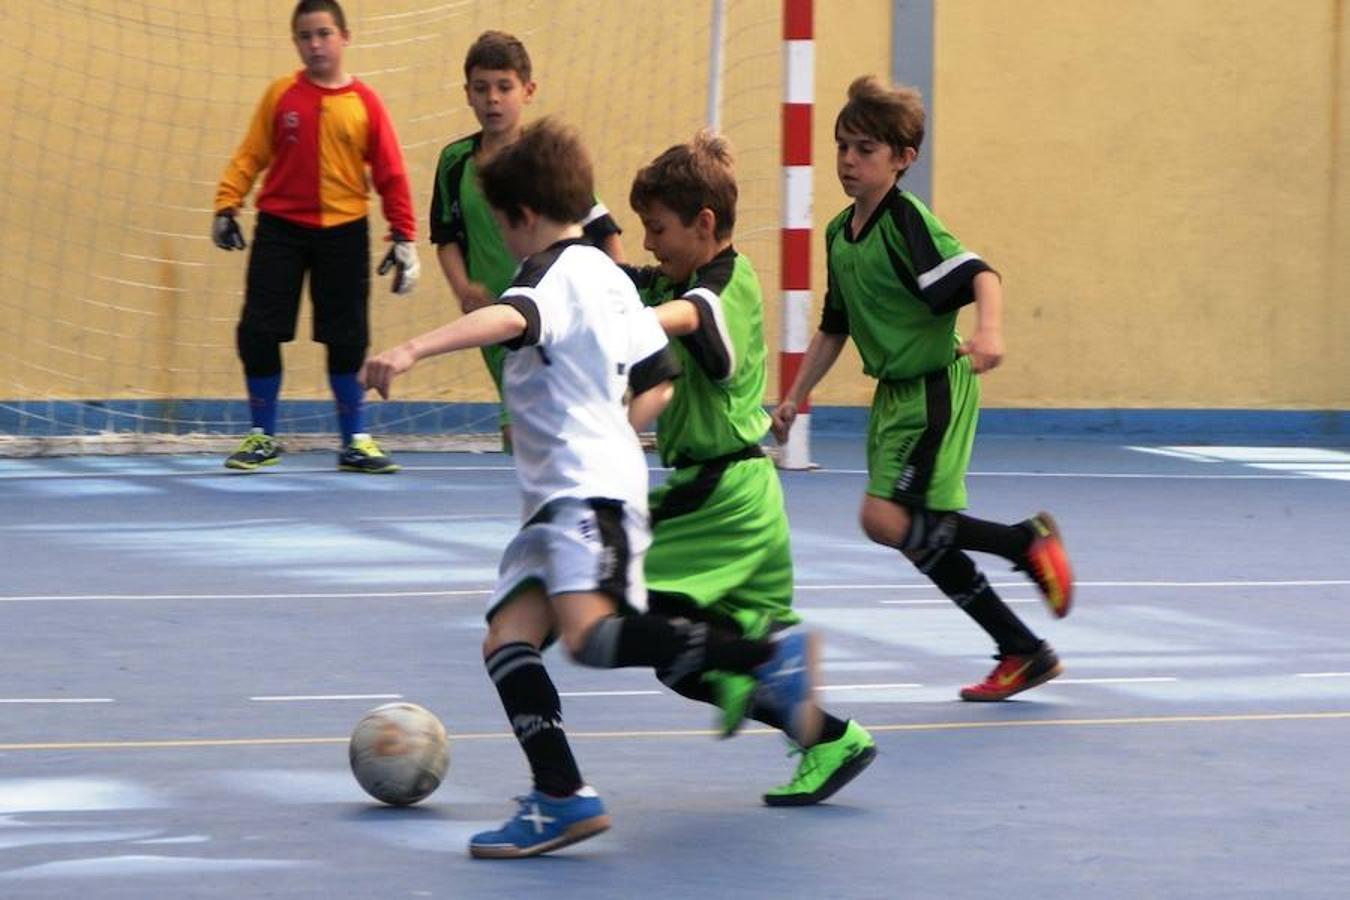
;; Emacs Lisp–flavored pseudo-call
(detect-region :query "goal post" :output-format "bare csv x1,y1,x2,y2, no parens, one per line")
0,1,793,459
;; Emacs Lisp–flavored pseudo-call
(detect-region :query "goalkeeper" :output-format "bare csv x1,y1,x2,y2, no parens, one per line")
212,0,417,474
625,132,876,807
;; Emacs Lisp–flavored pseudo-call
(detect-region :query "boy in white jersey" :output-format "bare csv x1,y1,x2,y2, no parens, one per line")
361,119,821,860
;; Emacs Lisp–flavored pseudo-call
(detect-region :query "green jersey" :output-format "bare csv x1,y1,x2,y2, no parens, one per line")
822,187,993,383
627,247,770,467
429,132,622,295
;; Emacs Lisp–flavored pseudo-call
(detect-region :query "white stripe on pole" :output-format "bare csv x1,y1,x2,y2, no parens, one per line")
784,40,815,102
783,290,812,351
707,0,727,129
783,165,812,229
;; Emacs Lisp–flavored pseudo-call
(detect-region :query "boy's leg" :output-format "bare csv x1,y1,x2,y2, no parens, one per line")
470,586,609,860
862,359,1073,615
227,214,304,470
310,218,397,473
862,360,1064,697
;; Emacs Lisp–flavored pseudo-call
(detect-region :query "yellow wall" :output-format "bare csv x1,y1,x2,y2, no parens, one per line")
0,1,1345,412
934,0,1349,410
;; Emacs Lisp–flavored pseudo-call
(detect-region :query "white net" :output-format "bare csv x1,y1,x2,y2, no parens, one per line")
0,0,782,456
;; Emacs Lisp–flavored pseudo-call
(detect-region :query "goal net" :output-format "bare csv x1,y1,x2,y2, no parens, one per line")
0,0,783,456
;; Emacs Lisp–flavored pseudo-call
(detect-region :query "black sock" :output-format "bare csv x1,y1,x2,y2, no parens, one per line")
949,514,1034,562
484,642,583,797
658,669,848,746
901,510,1033,562
916,548,1041,655
575,615,774,680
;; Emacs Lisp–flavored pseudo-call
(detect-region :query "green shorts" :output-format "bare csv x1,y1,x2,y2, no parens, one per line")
480,344,510,429
866,354,979,512
645,453,798,638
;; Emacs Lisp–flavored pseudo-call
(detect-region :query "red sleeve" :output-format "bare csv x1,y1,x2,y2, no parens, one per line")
356,83,416,239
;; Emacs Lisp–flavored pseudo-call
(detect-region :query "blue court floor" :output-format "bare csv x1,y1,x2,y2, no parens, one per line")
2,436,1348,899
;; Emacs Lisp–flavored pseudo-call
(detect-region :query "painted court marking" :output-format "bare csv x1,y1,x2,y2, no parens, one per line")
249,694,402,703
3,579,1346,605
4,710,1349,753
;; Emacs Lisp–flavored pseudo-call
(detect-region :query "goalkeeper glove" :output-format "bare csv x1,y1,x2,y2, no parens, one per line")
378,234,420,294
212,211,246,250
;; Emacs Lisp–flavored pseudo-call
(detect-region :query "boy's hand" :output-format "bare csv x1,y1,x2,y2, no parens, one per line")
770,400,798,444
211,211,246,250
359,346,416,400
459,282,494,313
956,330,1004,374
378,234,421,294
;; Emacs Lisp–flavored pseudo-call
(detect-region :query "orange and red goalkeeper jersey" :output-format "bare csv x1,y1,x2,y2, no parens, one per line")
215,72,415,238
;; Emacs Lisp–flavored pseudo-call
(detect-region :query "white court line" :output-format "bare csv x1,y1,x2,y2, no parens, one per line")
250,694,402,702
559,690,663,698
800,469,1306,480
5,580,1348,604
0,698,114,704
808,579,1350,594
1056,677,1179,685
0,589,491,603
1295,673,1350,679
882,597,1038,606
820,682,922,691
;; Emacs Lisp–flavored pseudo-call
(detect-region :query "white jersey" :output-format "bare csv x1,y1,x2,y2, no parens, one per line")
496,239,677,522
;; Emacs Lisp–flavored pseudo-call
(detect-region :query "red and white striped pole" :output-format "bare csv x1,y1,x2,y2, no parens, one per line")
778,0,814,469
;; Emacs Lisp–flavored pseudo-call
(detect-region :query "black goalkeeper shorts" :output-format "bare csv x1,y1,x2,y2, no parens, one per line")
240,213,370,346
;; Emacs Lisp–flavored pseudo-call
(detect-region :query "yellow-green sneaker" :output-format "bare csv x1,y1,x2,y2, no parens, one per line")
338,433,400,473
224,428,282,471
763,720,877,807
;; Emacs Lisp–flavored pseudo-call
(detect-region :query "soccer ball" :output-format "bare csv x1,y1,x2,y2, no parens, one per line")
349,702,450,806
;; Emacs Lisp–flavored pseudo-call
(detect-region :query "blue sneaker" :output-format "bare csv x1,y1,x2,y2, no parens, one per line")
468,787,610,859
751,632,822,747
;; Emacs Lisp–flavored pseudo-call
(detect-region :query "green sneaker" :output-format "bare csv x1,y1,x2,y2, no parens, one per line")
706,671,756,738
763,720,877,807
224,428,282,471
338,433,400,473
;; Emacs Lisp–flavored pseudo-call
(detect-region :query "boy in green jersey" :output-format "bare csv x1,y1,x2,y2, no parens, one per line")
774,77,1076,702
429,31,623,451
627,132,875,806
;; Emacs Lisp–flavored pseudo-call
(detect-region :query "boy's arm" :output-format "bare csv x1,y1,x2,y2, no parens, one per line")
955,270,1005,374
628,380,674,432
361,89,416,240
435,242,494,313
360,304,527,399
770,330,847,444
214,85,275,214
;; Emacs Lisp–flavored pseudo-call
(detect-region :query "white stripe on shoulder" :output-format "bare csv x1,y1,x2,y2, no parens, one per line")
917,250,982,290
581,202,610,226
501,285,539,302
684,286,737,382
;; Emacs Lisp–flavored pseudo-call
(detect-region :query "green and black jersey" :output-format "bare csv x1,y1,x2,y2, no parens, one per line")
821,186,994,383
626,247,769,468
429,133,621,296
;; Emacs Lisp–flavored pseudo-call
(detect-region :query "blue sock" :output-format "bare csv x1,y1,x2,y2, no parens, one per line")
329,372,365,446
245,374,282,434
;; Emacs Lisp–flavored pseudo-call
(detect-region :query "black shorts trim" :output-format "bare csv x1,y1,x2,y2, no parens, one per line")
589,498,631,603
652,445,764,525
890,369,950,508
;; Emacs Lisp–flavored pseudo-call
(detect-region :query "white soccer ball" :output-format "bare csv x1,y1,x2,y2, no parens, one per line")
349,702,450,806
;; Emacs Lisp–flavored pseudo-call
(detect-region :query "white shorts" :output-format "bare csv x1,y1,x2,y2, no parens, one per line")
487,497,651,621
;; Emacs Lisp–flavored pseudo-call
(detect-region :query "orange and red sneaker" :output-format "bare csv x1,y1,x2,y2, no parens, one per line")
959,643,1063,701
1017,512,1074,618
